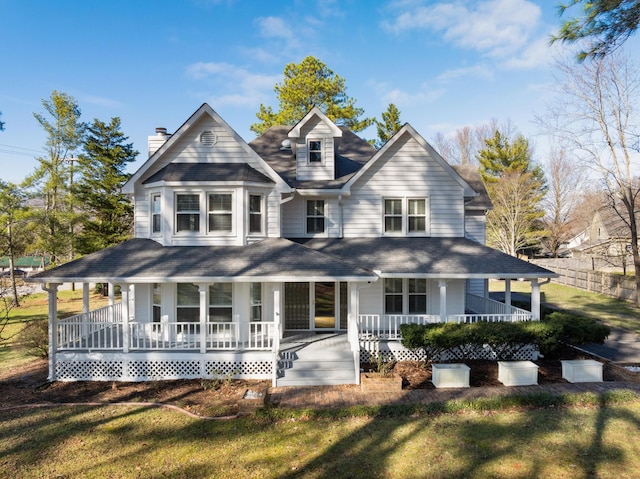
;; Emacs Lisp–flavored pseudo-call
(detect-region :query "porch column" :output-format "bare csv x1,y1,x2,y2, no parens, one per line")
120,283,130,352
531,279,540,321
108,282,115,322
272,284,282,342
45,283,61,380
438,280,448,322
197,283,207,353
82,282,90,340
504,279,512,310
348,282,359,351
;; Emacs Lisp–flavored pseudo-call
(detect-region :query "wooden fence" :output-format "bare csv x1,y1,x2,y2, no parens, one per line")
532,259,636,302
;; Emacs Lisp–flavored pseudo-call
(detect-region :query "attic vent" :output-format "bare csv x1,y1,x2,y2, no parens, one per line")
200,131,217,147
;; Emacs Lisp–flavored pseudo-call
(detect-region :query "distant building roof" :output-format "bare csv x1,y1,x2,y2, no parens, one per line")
0,256,50,269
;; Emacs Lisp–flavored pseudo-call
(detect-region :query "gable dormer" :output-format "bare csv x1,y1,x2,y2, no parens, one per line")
288,107,342,181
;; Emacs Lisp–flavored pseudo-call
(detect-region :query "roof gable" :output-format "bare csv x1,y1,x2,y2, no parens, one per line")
343,123,476,197
122,104,289,194
288,107,342,139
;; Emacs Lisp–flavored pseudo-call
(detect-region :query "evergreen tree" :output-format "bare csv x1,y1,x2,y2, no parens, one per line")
375,103,403,148
553,0,640,61
25,91,85,264
250,56,373,135
74,117,137,254
478,130,546,256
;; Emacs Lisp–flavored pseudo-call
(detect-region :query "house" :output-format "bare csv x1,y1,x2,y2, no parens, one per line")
27,104,555,386
0,255,50,274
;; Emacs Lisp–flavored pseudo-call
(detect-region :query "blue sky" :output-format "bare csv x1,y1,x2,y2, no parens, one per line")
1,0,638,184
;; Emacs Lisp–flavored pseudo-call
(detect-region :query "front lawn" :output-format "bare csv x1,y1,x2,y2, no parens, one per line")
1,395,640,478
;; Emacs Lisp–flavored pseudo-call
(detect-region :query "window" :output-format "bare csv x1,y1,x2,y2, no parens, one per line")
306,200,325,234
408,279,427,313
151,194,161,234
384,199,402,233
384,278,403,314
408,199,426,233
176,194,200,232
177,283,200,322
308,140,322,163
208,193,232,233
384,278,427,314
249,195,263,234
152,283,162,323
250,282,262,322
383,197,429,235
209,283,232,322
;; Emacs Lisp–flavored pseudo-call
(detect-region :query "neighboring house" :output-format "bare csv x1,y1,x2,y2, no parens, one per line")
0,255,50,274
569,205,639,263
28,104,555,386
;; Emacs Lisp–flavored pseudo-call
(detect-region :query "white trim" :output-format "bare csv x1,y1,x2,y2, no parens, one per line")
288,107,342,138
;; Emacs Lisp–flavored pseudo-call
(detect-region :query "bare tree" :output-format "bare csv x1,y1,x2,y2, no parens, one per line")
541,147,586,256
539,51,640,302
433,119,500,165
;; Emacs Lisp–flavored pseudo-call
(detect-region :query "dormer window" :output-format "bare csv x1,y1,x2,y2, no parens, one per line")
308,140,322,163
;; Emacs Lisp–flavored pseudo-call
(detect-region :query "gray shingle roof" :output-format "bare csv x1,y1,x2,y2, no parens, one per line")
293,237,556,279
451,164,492,210
248,126,376,189
27,238,376,283
142,162,274,184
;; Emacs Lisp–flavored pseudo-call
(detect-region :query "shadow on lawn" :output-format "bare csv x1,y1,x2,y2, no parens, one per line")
1,388,639,477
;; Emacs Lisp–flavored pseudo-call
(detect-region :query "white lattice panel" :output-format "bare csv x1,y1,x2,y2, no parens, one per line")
56,360,124,381
205,361,272,377
127,360,201,380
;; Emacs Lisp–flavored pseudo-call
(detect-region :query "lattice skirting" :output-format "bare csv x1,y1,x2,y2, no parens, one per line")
359,340,540,363
54,352,273,382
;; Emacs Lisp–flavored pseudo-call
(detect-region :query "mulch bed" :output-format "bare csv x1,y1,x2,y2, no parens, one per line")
0,346,627,417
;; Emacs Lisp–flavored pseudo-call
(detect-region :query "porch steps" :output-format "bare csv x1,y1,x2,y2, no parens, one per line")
276,333,356,387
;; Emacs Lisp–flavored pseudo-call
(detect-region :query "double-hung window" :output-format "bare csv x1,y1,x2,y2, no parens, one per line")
384,278,427,315
176,283,200,323
208,193,232,233
383,197,428,235
209,283,232,322
176,194,200,232
384,199,403,233
249,194,263,234
306,200,325,235
250,282,262,322
152,283,162,325
308,140,322,163
151,194,161,234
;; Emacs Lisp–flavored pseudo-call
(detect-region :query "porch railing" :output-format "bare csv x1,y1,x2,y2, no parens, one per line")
57,303,124,350
57,317,276,351
466,293,530,317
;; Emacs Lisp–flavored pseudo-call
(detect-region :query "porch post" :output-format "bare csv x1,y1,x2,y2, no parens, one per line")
349,282,359,350
438,280,448,322
82,282,90,340
46,283,60,381
120,283,130,352
272,284,282,340
505,279,512,310
198,283,207,353
108,282,115,322
531,279,540,321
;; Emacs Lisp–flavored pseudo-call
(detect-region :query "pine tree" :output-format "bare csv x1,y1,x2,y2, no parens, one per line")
250,56,373,135
73,117,137,254
375,103,403,148
478,130,546,256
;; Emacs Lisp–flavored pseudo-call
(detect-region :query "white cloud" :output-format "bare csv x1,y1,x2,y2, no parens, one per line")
185,61,281,107
371,80,445,107
255,16,294,40
382,0,542,59
502,33,559,70
80,95,122,108
437,63,494,82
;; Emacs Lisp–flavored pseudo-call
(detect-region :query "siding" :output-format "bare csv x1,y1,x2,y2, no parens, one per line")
294,117,336,181
282,196,339,238
465,212,486,244
343,133,465,238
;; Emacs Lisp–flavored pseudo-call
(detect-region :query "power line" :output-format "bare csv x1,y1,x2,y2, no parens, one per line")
0,143,43,154
0,149,38,157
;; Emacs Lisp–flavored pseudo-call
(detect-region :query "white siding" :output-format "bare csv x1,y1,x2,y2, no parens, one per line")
465,212,486,244
281,196,339,238
343,134,465,238
294,117,336,181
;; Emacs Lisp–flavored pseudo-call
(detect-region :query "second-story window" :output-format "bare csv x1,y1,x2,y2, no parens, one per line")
208,193,232,233
408,199,426,233
306,200,325,234
384,199,402,233
308,140,322,163
176,194,200,232
151,194,161,234
249,194,263,234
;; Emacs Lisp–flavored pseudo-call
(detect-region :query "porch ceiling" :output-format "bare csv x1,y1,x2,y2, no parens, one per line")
26,238,377,284
293,237,558,279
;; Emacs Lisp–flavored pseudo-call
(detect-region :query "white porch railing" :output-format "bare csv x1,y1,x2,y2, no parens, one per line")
57,303,124,350
466,293,530,318
58,316,276,351
358,314,442,339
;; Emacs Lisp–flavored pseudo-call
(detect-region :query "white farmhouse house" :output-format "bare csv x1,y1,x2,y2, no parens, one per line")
28,104,555,386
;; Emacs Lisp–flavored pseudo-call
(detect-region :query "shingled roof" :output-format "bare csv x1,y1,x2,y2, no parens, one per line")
142,162,274,184
294,237,555,279
27,238,376,283
249,125,376,189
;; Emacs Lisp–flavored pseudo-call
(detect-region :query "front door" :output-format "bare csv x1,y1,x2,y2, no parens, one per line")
284,282,347,331
314,282,335,329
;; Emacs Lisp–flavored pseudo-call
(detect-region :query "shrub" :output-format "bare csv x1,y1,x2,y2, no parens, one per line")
21,319,49,358
541,312,610,356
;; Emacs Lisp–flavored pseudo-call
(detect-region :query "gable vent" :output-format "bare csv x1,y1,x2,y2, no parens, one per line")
200,131,217,147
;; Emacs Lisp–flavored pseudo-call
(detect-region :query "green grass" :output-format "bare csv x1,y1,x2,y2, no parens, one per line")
490,280,640,334
1,391,640,478
0,288,110,375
